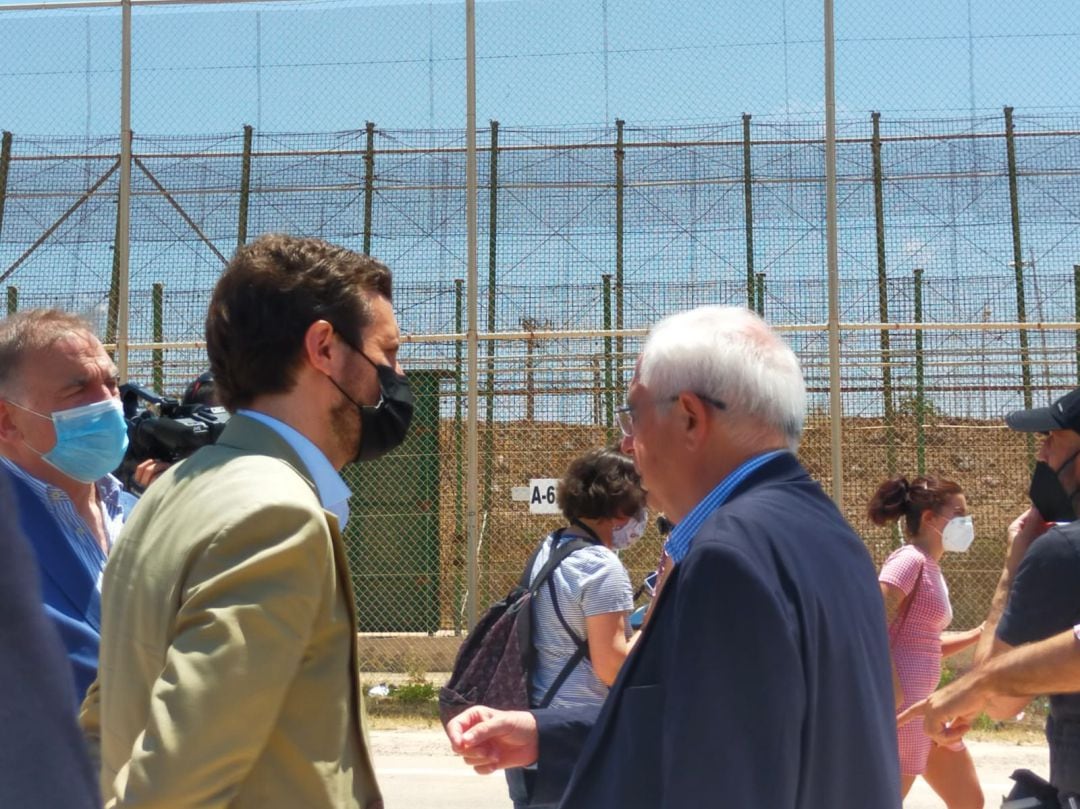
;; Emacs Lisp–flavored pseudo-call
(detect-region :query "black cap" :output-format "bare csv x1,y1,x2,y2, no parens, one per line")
1006,388,1080,434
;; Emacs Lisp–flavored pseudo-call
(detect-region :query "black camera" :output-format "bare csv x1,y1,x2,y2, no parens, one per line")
115,382,230,492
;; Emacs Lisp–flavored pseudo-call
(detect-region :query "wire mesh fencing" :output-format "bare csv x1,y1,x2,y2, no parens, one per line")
3,109,1080,668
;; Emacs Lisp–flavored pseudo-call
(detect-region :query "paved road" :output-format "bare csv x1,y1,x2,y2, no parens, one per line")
371,728,1048,808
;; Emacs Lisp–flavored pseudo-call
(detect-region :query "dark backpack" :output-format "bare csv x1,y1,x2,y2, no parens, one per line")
438,529,594,728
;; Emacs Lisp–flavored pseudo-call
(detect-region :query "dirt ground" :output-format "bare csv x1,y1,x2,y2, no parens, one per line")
431,415,1037,636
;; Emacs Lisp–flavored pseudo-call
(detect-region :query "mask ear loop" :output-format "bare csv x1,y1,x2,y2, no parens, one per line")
4,399,54,458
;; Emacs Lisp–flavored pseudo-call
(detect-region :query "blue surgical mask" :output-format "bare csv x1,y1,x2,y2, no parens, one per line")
11,397,129,483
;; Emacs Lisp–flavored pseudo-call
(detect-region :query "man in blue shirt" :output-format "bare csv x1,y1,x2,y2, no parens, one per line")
448,305,900,808
0,309,136,702
0,471,100,808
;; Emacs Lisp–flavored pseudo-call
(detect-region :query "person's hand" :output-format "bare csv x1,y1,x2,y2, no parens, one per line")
445,706,539,774
897,673,988,745
133,459,172,490
1006,507,1050,566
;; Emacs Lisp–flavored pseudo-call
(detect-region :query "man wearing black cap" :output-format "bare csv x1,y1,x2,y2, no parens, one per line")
963,388,1080,797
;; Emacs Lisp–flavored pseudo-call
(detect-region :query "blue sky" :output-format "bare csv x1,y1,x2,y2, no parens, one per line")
1,0,1080,135
2,0,1080,419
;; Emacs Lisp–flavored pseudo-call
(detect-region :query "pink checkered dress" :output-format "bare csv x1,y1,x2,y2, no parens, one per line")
880,544,953,775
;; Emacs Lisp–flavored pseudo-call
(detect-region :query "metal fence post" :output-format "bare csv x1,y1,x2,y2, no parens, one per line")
362,121,376,256
113,0,133,381
5,287,16,316
755,272,765,316
0,132,12,242
454,277,464,635
1005,106,1034,460
482,121,499,522
464,0,480,629
1075,265,1080,386
237,124,254,249
602,274,614,442
824,0,844,508
743,113,755,310
614,119,625,394
152,282,164,393
914,267,926,475
872,112,897,474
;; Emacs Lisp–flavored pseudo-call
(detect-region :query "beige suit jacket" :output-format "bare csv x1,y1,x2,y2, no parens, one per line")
81,415,382,809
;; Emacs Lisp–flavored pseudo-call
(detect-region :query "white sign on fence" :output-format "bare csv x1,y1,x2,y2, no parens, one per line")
510,478,561,515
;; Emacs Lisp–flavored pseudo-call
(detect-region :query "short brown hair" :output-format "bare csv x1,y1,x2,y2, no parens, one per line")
206,234,393,411
867,474,963,537
0,309,96,395
556,446,645,522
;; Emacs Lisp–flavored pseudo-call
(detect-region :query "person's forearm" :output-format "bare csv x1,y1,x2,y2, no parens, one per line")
941,625,983,658
980,628,1080,698
972,568,1014,666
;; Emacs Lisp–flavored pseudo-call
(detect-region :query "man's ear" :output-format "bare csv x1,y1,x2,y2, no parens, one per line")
303,320,338,376
675,391,711,449
0,399,22,447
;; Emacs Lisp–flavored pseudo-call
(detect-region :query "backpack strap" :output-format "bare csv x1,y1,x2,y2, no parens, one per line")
526,528,599,708
527,530,594,596
536,574,590,708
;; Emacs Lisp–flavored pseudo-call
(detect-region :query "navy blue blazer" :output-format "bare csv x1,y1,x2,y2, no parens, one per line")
0,464,133,701
0,473,100,807
532,453,901,809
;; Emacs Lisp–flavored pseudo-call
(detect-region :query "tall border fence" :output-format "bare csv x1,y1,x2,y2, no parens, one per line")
2,111,1079,666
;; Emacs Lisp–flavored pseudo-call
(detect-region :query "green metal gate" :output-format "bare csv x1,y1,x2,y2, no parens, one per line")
344,369,442,633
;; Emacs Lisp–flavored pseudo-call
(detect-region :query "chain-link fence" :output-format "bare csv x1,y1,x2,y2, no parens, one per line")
3,0,1080,673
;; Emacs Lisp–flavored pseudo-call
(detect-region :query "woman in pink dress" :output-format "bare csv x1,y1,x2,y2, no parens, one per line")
869,475,986,808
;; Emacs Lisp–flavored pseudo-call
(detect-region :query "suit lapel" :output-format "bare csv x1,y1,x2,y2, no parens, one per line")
1,466,102,630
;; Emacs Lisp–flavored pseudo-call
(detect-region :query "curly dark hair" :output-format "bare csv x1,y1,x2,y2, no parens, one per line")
556,446,645,522
867,474,963,537
206,234,392,411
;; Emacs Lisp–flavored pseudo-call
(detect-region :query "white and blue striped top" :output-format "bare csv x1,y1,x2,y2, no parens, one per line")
526,529,633,710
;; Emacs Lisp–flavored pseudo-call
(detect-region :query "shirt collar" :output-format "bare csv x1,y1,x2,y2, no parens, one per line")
236,409,352,529
663,449,789,564
0,455,123,504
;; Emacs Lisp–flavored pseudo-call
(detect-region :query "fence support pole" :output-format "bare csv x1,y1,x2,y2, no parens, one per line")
755,272,765,316
481,121,498,523
0,132,12,242
152,282,164,393
742,113,756,310
1005,106,1034,460
237,124,253,249
454,278,465,635
6,287,16,316
1075,265,1080,386
113,0,133,381
463,0,480,630
362,121,376,255
914,268,926,475
602,274,614,443
824,0,844,508
872,112,897,475
614,119,625,394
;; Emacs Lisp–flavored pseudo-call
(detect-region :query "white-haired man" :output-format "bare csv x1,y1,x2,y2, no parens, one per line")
448,306,900,808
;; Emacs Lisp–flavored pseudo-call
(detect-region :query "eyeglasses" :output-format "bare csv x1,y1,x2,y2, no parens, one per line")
616,393,726,438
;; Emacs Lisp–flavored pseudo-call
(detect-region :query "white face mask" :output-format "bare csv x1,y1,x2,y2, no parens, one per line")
941,515,975,553
612,509,648,550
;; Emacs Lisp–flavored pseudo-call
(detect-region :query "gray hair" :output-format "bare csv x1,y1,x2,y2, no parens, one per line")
0,309,96,396
638,306,806,450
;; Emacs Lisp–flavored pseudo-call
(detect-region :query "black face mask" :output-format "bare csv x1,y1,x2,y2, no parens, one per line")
328,349,415,463
1029,450,1080,523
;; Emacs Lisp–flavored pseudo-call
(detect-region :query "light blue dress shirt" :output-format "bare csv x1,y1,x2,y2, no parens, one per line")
237,409,352,530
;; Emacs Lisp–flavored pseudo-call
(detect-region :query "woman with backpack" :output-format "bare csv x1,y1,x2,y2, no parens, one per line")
869,474,986,808
506,445,647,808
